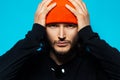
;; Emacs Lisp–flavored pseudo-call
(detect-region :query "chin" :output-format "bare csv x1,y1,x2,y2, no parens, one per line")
55,50,69,55
55,47,70,54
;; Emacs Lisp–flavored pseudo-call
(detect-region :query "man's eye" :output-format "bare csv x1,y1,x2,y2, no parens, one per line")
66,24,77,28
47,24,58,28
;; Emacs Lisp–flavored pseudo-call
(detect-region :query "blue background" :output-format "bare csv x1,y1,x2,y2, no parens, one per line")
0,0,120,55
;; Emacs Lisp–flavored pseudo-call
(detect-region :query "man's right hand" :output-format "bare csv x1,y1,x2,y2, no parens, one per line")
34,0,56,26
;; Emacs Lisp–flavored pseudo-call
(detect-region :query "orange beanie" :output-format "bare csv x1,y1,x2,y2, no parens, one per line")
46,0,77,24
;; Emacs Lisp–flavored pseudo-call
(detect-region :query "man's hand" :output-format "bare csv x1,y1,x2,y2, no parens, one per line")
34,0,56,26
65,0,90,31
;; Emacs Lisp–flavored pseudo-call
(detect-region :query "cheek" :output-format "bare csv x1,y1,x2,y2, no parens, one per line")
46,29,58,43
67,30,78,42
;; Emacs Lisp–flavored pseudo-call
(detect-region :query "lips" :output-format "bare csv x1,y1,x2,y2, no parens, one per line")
56,41,69,47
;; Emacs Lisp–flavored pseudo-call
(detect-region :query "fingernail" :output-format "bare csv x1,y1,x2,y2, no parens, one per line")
53,2,56,5
65,4,69,7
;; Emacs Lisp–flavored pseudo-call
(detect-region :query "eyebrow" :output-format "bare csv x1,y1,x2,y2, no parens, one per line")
46,23,78,26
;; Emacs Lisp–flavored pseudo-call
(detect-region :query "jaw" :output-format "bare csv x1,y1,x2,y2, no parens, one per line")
50,45,77,65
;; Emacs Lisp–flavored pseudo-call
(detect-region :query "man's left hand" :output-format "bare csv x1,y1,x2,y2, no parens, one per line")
65,0,90,31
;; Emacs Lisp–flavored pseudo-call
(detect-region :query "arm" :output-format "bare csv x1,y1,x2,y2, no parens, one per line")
66,0,120,79
0,24,46,79
79,25,120,79
0,0,56,79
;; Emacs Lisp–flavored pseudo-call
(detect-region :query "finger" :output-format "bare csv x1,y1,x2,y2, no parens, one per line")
43,0,53,8
45,2,56,15
36,0,52,14
82,2,87,11
39,2,56,26
81,2,89,16
36,2,56,26
37,1,56,17
39,0,48,8
65,4,78,16
74,0,86,14
68,0,83,14
36,0,48,13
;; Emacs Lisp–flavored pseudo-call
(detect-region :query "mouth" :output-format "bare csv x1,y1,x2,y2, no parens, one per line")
56,41,69,47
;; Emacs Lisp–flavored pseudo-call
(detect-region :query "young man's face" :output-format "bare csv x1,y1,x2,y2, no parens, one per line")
46,23,78,55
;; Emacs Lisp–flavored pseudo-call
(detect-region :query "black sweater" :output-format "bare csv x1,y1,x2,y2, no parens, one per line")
0,24,120,80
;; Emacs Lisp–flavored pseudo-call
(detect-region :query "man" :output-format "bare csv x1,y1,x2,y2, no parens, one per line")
0,0,120,80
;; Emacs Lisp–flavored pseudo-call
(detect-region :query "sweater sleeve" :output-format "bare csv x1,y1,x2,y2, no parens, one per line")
78,25,120,79
0,23,46,80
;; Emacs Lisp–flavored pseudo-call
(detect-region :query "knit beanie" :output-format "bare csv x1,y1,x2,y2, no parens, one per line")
46,0,77,24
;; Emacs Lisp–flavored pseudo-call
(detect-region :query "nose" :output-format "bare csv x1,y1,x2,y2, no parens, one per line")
58,26,66,41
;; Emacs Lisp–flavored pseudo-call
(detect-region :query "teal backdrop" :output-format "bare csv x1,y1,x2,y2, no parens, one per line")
0,0,120,55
